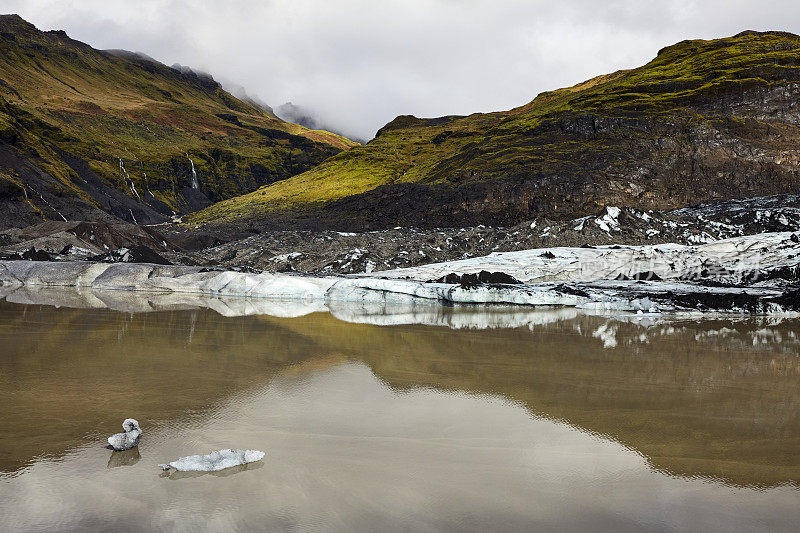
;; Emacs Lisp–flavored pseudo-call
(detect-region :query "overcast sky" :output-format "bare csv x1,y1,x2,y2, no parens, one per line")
5,0,800,140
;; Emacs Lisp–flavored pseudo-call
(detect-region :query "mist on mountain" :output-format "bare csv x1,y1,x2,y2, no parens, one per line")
275,103,366,144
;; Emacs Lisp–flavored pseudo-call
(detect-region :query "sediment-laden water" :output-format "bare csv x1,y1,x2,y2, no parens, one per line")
1,298,799,531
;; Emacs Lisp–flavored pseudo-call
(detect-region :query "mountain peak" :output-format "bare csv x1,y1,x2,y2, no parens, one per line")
0,14,84,48
0,14,38,35
655,29,800,59
732,29,800,39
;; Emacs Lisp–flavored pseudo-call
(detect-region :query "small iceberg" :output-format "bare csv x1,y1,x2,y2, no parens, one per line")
107,418,142,451
158,449,265,472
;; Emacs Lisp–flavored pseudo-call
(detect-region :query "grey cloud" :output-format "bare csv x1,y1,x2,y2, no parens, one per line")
5,0,800,140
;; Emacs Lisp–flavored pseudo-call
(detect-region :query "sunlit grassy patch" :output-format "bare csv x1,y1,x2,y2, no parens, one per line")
0,15,356,215
189,30,800,225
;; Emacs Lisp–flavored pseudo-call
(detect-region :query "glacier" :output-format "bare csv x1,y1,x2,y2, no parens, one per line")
1,231,799,314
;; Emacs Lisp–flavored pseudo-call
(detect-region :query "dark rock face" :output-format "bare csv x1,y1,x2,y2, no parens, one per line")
650,288,800,314
168,231,228,252
616,271,663,281
89,245,172,265
316,111,800,229
0,247,56,261
0,220,179,265
12,220,177,251
184,194,800,276
434,271,522,288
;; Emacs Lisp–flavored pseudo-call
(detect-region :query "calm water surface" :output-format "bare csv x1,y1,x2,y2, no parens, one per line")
1,295,799,532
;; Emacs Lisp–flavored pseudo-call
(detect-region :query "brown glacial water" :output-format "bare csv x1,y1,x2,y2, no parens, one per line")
1,296,800,531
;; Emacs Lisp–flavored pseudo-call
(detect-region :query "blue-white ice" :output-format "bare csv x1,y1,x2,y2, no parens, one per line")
1,231,799,314
159,449,265,472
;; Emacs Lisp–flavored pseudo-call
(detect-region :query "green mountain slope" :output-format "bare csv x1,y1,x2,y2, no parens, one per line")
193,30,800,230
0,14,356,227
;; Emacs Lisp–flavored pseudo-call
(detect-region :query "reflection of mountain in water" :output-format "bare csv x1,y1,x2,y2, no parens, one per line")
1,295,799,487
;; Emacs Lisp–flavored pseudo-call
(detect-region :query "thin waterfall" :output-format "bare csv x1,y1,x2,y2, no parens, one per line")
32,188,66,221
187,154,199,189
143,172,155,197
119,158,142,201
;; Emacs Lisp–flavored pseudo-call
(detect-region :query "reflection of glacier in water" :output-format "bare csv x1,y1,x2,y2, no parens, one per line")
0,295,800,531
1,360,799,532
2,285,800,352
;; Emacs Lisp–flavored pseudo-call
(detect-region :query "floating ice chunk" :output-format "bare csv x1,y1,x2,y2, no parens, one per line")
159,449,265,472
107,418,142,451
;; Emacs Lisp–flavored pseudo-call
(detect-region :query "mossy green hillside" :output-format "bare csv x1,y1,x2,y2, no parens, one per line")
192,31,800,226
0,14,357,222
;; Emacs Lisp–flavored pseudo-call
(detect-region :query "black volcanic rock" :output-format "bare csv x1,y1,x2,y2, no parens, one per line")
434,271,523,288
90,245,172,265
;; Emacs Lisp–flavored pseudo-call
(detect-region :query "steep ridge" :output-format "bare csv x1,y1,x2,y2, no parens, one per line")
193,30,800,230
0,15,356,228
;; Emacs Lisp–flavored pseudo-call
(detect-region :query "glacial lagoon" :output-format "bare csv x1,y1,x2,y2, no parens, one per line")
1,293,799,531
